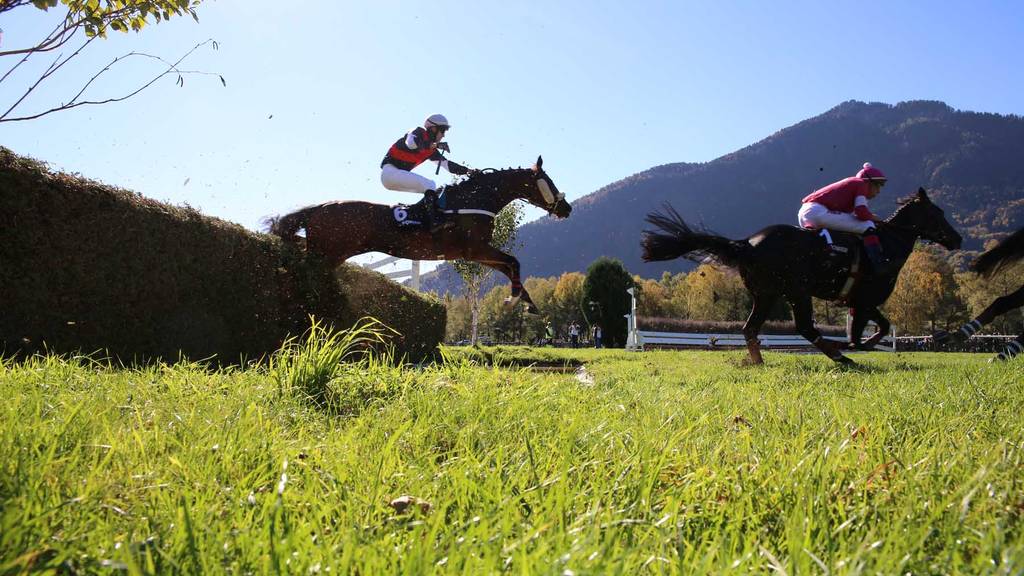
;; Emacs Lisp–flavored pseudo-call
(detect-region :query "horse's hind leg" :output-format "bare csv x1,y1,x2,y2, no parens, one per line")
742,293,777,365
939,284,1024,343
978,284,1024,325
790,295,852,364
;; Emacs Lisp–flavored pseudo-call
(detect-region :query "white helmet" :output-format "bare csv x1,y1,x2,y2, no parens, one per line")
424,114,450,130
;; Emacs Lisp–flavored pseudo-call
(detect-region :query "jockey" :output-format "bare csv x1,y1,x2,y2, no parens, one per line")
380,114,472,232
798,162,890,272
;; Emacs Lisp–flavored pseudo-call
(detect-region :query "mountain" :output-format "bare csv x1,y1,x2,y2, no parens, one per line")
421,100,1024,294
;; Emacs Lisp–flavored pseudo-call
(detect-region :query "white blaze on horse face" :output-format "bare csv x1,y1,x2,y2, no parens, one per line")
537,178,556,205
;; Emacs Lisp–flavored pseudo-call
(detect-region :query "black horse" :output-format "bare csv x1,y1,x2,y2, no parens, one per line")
933,227,1024,361
642,188,962,364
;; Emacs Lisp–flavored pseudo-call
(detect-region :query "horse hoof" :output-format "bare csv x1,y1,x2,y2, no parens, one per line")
526,304,540,315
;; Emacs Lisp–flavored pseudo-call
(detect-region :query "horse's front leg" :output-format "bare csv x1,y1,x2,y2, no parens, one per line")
791,295,853,364
859,308,891,350
846,306,870,349
457,242,525,306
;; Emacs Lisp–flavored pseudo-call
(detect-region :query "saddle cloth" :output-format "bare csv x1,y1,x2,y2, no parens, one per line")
809,228,863,303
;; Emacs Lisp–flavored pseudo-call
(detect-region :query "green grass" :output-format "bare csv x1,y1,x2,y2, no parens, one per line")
1,342,1022,574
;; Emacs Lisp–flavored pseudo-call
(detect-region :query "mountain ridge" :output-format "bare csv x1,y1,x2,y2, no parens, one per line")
421,100,1024,294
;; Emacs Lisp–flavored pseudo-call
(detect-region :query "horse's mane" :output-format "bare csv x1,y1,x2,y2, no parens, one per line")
972,227,1024,278
443,167,532,194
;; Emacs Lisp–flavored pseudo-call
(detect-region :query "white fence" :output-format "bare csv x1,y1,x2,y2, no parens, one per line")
636,330,895,352
358,255,421,291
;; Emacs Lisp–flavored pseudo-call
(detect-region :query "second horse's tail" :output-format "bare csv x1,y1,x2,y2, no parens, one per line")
641,204,749,268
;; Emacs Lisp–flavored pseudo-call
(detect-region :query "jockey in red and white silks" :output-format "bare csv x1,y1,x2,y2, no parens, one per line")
798,162,891,272
380,114,470,193
798,163,886,234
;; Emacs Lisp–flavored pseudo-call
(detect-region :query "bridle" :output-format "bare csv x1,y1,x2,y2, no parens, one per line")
534,172,565,213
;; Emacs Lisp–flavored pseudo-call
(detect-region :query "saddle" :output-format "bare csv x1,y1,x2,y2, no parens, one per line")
807,228,863,303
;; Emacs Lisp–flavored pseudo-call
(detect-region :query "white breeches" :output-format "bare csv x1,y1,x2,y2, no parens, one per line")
381,164,436,194
798,202,875,234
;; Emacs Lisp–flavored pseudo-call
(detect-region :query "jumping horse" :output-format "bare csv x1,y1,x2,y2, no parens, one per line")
641,188,962,364
265,156,571,314
933,227,1024,361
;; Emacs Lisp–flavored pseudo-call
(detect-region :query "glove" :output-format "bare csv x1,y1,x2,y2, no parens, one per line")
436,142,450,153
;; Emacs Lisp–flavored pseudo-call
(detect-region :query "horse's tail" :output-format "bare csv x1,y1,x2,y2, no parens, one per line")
641,204,748,268
972,227,1024,278
262,205,320,242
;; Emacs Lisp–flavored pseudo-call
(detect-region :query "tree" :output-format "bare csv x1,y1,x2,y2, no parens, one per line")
520,276,556,344
885,245,965,333
442,293,472,343
1,0,221,123
581,257,635,348
551,272,585,330
452,202,523,344
682,264,749,321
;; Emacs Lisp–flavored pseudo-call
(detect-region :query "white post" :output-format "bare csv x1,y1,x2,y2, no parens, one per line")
410,261,421,291
625,287,643,351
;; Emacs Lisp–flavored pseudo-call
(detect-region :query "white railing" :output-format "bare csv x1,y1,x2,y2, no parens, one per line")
635,330,895,352
358,255,421,291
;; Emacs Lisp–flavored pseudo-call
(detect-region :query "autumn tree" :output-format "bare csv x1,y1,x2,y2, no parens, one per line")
550,272,584,331
885,245,965,333
682,264,749,321
520,276,556,343
1,0,221,123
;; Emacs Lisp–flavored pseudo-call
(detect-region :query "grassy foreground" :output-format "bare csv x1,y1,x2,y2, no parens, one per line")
2,342,1022,574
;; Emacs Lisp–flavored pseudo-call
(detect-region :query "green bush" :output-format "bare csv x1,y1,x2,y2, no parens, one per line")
0,146,444,363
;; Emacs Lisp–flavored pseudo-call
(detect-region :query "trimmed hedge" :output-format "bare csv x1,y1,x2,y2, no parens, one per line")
0,146,444,363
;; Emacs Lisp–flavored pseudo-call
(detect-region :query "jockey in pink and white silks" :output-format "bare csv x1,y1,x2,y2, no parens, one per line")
380,114,471,232
798,162,890,272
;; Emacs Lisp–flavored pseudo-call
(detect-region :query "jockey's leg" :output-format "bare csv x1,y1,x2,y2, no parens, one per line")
800,205,887,270
380,164,436,193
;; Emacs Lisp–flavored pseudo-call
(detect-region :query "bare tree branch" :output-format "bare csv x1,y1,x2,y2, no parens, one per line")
0,38,221,123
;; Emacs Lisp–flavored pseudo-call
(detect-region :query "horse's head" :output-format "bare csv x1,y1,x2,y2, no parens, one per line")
890,187,962,250
525,156,572,219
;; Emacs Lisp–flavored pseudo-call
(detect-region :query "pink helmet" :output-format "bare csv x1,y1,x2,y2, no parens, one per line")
856,162,887,181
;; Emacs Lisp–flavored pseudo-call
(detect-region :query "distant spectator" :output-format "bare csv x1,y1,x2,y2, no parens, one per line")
545,321,555,346
592,324,602,349
569,322,580,348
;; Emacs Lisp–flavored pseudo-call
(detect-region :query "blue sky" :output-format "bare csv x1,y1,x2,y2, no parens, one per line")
3,1,1023,271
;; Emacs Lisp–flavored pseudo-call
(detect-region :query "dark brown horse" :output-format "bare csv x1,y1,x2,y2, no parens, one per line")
641,188,962,365
932,227,1024,361
265,156,571,313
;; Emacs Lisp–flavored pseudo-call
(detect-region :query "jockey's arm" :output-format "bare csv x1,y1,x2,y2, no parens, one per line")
428,149,470,176
853,195,876,221
407,127,434,151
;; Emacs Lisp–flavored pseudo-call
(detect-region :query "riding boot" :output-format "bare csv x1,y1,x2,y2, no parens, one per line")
862,229,891,275
423,189,448,233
